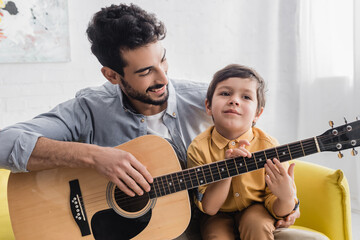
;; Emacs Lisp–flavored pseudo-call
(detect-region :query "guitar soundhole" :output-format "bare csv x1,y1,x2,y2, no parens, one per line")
114,187,149,212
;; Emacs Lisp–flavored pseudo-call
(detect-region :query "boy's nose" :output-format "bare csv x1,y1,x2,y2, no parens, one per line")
229,98,240,106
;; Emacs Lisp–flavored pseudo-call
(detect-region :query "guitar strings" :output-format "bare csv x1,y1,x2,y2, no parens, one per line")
82,127,360,209
107,133,359,207
85,134,359,208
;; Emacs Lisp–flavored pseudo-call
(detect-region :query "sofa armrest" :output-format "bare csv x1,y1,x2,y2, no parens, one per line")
0,169,14,239
292,160,352,240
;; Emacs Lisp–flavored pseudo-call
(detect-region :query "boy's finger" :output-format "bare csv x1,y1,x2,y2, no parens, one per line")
288,162,296,180
264,161,276,179
273,158,287,175
237,139,250,146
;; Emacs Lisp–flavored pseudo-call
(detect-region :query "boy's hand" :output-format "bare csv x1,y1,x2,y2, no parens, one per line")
264,159,296,202
275,208,300,228
225,140,251,159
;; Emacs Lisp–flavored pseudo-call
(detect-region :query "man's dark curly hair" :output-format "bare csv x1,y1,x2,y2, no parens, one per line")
86,4,166,76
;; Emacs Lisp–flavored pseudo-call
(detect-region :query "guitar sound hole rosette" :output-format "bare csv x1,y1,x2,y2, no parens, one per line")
106,182,156,218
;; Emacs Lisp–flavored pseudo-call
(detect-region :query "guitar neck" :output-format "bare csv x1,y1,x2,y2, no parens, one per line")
149,137,320,199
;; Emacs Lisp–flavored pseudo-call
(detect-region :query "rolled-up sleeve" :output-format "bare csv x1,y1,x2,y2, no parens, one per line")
0,98,87,172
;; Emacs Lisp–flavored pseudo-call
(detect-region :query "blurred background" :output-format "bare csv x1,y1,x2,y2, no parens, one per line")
0,0,359,236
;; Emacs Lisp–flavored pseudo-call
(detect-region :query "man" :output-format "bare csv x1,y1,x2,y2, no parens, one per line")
0,3,324,240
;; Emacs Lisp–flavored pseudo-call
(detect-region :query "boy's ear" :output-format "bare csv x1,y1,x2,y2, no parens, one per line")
101,67,121,85
205,98,212,116
253,107,264,124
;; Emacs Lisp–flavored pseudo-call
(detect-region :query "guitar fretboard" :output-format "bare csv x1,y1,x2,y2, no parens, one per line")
148,137,319,199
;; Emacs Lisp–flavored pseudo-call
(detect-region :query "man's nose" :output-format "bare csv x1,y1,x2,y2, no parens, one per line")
157,68,168,83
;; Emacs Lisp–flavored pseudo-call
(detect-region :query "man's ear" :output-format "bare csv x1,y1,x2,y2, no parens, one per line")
205,98,212,116
101,67,120,85
253,107,264,124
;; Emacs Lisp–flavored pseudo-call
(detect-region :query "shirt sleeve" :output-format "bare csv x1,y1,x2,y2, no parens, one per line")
0,98,88,172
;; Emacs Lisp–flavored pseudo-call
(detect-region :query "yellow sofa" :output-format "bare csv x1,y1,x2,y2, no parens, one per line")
291,160,352,240
0,169,14,240
0,160,352,240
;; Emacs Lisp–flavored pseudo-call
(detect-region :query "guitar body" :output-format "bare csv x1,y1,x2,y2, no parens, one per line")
7,135,191,240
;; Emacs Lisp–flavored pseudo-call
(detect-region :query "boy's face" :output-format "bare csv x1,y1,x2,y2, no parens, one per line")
206,77,263,139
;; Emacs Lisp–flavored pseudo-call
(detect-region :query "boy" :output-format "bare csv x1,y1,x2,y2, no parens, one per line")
187,64,298,240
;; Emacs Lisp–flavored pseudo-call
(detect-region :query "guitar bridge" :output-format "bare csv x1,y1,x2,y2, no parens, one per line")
69,179,91,236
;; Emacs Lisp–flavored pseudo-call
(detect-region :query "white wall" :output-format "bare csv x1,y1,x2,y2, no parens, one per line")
0,0,300,141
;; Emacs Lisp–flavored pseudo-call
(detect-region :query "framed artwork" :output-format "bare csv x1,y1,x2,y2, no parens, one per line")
0,0,70,63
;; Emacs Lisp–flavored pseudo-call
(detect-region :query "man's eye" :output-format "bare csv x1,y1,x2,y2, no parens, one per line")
139,69,152,77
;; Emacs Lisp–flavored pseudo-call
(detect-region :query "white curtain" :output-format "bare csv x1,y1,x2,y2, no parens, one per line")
297,0,360,211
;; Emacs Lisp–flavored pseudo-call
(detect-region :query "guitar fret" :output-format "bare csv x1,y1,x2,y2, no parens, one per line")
226,159,238,177
149,182,157,199
243,156,249,172
265,148,278,160
210,163,221,182
166,175,175,193
169,173,178,192
276,145,290,162
161,176,170,195
157,177,166,196
176,172,186,191
286,145,293,160
299,141,306,156
195,167,206,186
188,168,198,188
254,153,265,169
233,158,240,175
182,169,193,189
289,142,304,159
245,154,258,172
253,152,265,166
172,173,179,192
217,161,229,179
253,154,259,169
203,165,213,184
234,157,247,174
274,147,280,160
303,138,318,155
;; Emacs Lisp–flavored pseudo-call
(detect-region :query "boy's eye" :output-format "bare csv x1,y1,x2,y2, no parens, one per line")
243,95,251,100
219,91,230,96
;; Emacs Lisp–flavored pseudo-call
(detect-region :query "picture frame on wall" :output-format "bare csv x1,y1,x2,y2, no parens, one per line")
0,0,70,63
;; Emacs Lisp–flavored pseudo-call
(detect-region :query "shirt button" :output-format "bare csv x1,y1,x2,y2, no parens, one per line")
234,193,240,197
231,141,236,146
141,118,145,123
172,112,176,117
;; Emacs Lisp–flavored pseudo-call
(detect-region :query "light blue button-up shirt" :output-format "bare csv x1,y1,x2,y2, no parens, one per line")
0,79,213,172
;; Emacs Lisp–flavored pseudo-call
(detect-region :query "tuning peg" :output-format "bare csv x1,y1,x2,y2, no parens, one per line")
344,117,348,124
338,151,344,158
351,148,358,156
329,121,334,128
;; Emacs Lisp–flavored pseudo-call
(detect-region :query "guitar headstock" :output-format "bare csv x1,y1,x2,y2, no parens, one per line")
317,119,360,157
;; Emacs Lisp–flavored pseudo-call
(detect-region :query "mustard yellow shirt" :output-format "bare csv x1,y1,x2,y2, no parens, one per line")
187,126,290,218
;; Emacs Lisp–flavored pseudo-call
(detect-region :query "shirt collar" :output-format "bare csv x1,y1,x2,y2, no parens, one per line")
164,79,177,118
212,127,254,150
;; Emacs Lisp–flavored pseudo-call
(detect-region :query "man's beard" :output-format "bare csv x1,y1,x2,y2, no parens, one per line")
120,77,169,105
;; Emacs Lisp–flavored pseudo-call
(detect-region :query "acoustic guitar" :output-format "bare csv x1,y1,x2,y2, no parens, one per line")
7,120,360,240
